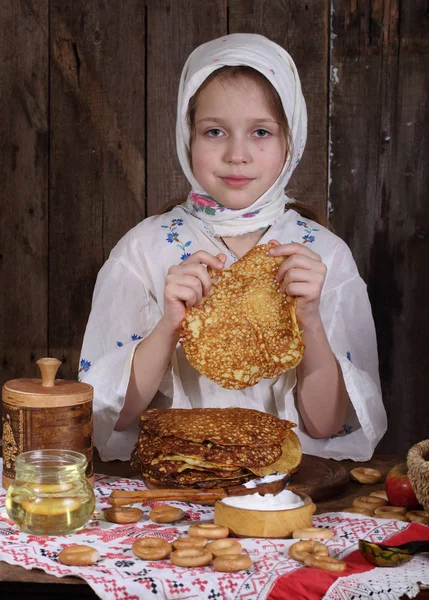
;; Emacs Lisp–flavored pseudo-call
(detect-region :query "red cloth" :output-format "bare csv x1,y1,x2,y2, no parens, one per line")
267,523,429,600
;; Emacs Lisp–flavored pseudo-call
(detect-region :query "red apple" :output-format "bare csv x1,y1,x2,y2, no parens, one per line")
385,463,421,509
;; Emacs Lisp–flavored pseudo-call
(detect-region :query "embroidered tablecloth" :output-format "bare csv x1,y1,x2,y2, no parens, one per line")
0,466,428,600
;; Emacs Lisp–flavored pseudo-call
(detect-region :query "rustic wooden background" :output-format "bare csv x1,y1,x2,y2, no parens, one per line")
1,1,428,455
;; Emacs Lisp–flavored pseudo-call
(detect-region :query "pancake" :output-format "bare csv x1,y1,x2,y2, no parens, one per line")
131,407,302,489
138,407,294,445
180,243,304,389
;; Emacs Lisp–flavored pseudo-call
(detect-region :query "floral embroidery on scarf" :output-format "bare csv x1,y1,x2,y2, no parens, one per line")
78,359,91,381
242,209,261,218
116,334,143,348
189,192,225,216
297,220,319,244
161,218,192,260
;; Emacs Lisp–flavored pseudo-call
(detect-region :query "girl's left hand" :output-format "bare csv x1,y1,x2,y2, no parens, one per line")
269,240,327,326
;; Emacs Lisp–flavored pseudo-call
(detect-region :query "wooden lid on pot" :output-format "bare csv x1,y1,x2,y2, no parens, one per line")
2,357,93,408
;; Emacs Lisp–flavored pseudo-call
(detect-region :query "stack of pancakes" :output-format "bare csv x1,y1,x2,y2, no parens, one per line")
181,243,304,390
130,407,302,489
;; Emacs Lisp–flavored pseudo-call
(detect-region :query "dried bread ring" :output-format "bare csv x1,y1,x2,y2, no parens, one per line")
370,490,389,501
353,496,388,511
172,536,208,550
373,510,409,522
170,547,213,567
350,467,383,484
374,505,407,516
206,538,242,557
150,505,185,523
213,554,252,572
406,510,429,525
132,537,172,560
188,523,229,539
288,540,329,563
292,527,333,540
304,554,347,572
104,507,143,524
58,545,99,566
345,507,374,517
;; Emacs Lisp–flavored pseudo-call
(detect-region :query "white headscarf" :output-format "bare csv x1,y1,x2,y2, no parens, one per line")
176,33,307,237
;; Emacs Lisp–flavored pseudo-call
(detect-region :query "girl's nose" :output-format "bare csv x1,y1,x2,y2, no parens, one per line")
224,137,251,164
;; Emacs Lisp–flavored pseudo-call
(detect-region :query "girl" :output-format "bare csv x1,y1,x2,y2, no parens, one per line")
79,34,387,463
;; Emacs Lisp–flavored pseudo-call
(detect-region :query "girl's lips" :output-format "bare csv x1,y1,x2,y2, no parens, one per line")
221,176,253,188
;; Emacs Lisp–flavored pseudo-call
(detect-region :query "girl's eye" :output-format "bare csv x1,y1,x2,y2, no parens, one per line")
254,129,270,138
206,128,224,137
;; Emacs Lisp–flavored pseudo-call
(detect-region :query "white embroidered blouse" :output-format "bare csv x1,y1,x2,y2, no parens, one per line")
79,206,387,463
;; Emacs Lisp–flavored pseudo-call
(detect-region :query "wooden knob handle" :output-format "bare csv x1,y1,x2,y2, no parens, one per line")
36,357,62,387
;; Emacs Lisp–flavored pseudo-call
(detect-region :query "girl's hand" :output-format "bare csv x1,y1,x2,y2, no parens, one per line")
269,241,327,326
162,251,226,333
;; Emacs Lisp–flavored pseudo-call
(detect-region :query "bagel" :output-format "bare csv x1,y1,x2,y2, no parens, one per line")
132,537,172,560
353,496,388,511
304,554,347,572
170,547,213,568
292,527,333,540
405,510,429,525
150,505,185,523
289,540,329,563
172,536,208,551
213,554,253,572
350,467,383,484
206,538,242,557
58,545,99,566
188,523,229,539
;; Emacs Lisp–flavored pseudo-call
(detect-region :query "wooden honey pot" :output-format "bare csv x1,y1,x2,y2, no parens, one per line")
1,358,93,490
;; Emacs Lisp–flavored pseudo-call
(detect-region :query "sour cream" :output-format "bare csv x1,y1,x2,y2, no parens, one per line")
221,489,304,511
244,473,288,488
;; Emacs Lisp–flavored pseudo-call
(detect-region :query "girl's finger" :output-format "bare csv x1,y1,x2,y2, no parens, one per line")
268,241,322,262
169,263,214,296
283,281,322,299
171,285,199,308
276,256,327,282
167,275,203,306
281,268,324,285
184,250,226,270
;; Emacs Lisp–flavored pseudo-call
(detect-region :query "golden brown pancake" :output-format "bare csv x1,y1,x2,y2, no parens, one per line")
131,407,302,489
180,243,304,389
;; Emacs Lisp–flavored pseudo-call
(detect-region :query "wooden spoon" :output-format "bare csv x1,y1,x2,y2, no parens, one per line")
108,488,227,507
107,474,289,507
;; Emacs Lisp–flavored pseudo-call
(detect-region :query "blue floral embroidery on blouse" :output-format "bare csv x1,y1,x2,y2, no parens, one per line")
296,220,319,244
162,219,191,260
346,351,352,361
78,359,91,381
117,334,143,347
331,423,354,439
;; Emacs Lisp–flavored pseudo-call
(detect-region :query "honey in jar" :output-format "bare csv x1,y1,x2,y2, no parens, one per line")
5,449,95,535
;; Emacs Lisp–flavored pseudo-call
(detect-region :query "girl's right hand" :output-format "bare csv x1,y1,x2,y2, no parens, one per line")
161,251,226,333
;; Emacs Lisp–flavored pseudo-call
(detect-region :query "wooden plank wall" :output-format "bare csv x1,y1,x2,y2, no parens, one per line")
1,1,428,454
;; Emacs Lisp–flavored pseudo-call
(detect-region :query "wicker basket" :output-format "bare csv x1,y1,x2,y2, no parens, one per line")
407,439,429,512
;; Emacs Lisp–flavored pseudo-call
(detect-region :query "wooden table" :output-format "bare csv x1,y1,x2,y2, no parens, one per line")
1,453,428,599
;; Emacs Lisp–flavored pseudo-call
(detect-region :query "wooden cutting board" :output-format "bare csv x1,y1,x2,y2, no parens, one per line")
288,454,350,502
136,454,350,505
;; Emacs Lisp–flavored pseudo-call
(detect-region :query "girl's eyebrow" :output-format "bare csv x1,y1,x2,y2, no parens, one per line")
195,117,280,125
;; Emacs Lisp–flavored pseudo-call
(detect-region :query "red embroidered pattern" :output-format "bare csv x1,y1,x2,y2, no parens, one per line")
1,467,428,600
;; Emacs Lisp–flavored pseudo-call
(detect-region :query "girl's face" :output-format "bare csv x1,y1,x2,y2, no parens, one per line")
191,76,287,210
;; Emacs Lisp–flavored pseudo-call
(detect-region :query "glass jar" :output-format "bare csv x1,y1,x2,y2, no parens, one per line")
5,449,95,535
